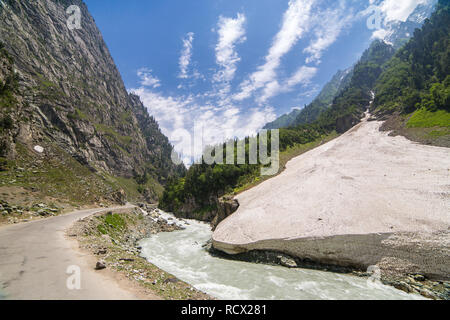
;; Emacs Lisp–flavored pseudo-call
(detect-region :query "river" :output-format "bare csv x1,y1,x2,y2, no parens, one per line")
139,211,424,300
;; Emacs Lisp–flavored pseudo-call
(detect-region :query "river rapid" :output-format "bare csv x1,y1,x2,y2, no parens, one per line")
139,211,424,300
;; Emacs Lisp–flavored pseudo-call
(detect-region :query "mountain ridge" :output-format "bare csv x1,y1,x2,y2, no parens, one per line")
0,0,184,205
264,0,438,130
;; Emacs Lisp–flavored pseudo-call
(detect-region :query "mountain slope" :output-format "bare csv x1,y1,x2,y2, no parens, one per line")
372,0,449,147
264,0,438,131
291,67,353,127
384,0,438,48
264,67,353,130
315,40,395,133
264,39,392,132
263,108,302,130
0,0,184,206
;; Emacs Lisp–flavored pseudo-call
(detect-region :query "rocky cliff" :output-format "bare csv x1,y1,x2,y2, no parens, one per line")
0,0,184,203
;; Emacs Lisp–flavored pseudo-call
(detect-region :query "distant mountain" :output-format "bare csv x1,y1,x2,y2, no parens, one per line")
264,67,353,129
263,108,302,130
316,40,395,133
291,67,354,127
264,0,437,130
373,0,449,116
384,0,438,48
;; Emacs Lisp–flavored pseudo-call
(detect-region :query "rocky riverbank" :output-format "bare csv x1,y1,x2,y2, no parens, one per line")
67,205,211,300
207,247,449,300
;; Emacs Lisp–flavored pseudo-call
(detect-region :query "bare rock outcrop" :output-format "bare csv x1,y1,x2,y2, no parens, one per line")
0,0,184,201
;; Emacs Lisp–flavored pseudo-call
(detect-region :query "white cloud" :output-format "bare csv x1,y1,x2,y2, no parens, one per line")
129,2,377,163
380,0,427,22
178,32,195,79
213,13,247,84
234,0,350,104
285,66,317,88
371,28,391,41
137,68,161,88
304,2,354,64
258,66,317,103
234,0,316,101
130,85,276,165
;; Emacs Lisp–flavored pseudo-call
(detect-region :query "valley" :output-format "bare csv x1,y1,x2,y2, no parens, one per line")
0,0,449,302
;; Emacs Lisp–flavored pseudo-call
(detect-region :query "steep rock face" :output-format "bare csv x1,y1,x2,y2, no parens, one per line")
0,0,184,198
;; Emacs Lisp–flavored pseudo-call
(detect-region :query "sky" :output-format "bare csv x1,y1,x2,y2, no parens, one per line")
84,0,434,164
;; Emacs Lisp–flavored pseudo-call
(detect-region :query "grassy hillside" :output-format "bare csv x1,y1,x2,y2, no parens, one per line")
373,0,449,146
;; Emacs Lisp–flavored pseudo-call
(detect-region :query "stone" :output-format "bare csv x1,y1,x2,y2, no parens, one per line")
163,277,179,284
95,261,106,270
33,145,44,153
393,281,413,293
96,249,107,255
412,274,426,282
37,209,49,216
419,289,438,300
278,256,298,268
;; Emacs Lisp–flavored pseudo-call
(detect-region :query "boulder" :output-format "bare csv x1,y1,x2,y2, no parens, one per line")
95,260,106,270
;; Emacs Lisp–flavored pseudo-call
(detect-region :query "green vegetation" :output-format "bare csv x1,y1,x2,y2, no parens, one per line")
94,123,133,146
407,108,450,128
0,142,158,205
373,0,450,117
232,132,338,195
0,114,13,131
74,210,210,300
0,45,18,111
67,108,88,121
97,212,127,235
0,143,109,204
160,129,335,216
35,74,66,100
314,40,394,133
264,108,302,130
265,68,354,130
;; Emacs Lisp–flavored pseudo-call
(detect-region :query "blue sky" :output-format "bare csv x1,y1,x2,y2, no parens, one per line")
84,0,433,163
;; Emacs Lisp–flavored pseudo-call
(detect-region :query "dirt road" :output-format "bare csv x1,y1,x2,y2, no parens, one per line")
0,205,144,300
